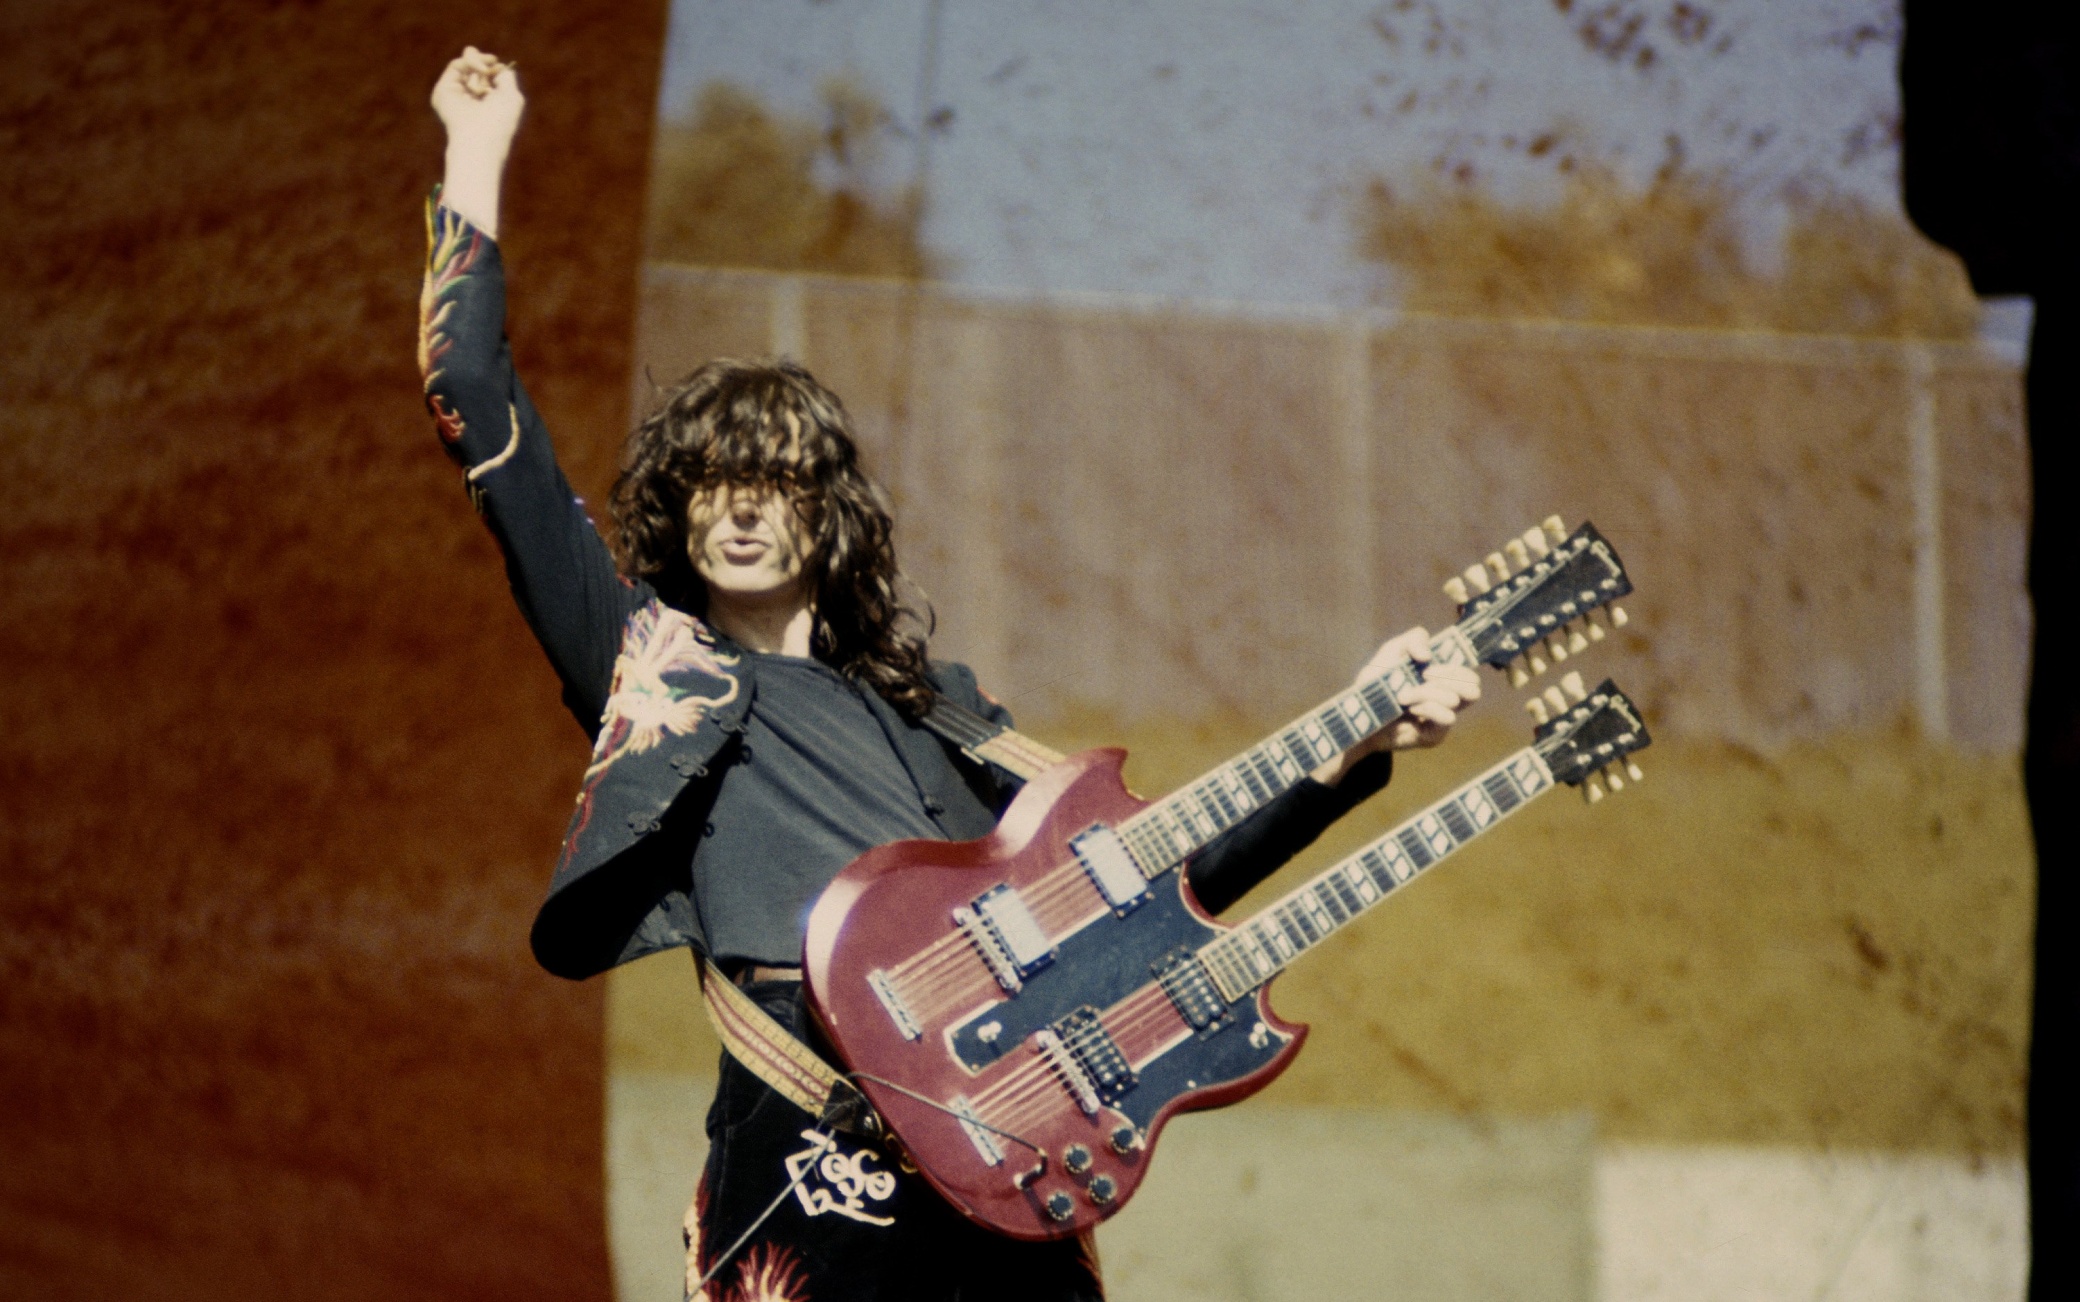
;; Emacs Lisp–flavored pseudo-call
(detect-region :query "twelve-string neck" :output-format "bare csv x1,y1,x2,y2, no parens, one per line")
1197,746,1555,1001
1112,629,1479,879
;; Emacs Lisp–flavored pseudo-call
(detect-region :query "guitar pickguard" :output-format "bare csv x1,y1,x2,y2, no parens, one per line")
947,874,1218,1072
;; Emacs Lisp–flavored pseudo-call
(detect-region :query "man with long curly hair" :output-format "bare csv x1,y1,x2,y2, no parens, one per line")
423,47,1477,1302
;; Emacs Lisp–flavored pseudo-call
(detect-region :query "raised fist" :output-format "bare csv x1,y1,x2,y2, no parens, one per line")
432,46,524,152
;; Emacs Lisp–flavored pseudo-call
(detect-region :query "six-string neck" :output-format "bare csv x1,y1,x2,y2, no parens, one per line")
1112,629,1478,878
1197,745,1556,1002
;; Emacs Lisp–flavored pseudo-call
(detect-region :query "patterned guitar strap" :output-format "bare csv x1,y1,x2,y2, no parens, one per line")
694,692,1065,1133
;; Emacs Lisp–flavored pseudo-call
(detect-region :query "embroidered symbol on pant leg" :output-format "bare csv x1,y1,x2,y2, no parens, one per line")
782,1129,899,1226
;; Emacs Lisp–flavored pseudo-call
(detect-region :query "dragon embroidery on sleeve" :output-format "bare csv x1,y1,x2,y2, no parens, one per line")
418,197,483,452
584,602,742,780
557,601,742,867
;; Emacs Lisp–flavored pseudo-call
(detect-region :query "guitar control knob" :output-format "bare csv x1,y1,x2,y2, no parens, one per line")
1087,1175,1118,1206
1044,1191,1076,1222
1063,1144,1093,1175
1109,1124,1141,1155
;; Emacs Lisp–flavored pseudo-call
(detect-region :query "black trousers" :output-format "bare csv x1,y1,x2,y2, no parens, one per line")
687,981,1105,1302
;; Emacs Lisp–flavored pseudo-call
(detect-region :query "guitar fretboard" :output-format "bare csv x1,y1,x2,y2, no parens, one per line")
1113,628,1479,879
1199,746,1555,1001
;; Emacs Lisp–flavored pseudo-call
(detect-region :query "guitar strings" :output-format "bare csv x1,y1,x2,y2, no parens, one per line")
884,652,1421,995
966,983,1179,1117
884,702,1383,1014
871,645,1483,1021
977,988,1186,1132
865,602,1617,1152
976,752,1573,1130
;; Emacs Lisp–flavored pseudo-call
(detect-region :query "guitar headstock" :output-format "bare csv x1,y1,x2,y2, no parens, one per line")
1528,673,1652,803
1444,517,1634,688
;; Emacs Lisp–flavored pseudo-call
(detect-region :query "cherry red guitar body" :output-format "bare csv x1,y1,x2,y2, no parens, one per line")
804,748,1305,1241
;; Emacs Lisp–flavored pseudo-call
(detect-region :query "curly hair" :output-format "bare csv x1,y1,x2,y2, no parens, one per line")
609,358,936,718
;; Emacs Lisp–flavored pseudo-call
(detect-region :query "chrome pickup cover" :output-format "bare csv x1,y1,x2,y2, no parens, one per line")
1071,824,1148,915
971,884,1056,978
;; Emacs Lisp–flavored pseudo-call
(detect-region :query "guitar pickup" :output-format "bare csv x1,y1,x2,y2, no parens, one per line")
1072,824,1149,915
956,885,1056,993
1033,1028,1102,1115
1052,1006,1138,1105
1153,948,1232,1035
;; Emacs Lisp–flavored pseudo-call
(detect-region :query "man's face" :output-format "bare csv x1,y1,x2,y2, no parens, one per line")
687,480,813,607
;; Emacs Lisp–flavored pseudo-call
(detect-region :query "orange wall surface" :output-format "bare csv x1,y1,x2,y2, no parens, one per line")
0,3,667,1297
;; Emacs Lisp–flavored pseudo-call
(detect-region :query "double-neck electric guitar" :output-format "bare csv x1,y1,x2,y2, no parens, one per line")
805,518,1647,1239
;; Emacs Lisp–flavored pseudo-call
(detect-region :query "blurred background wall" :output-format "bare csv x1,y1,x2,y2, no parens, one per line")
607,4,2036,1301
0,2,668,1298
0,1,2042,1300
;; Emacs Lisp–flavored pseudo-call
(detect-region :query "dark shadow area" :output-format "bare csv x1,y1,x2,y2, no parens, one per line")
1903,8,2080,1297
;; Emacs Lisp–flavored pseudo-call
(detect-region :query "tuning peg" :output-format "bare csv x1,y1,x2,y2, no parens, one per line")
1566,624,1590,654
1625,759,1644,782
1484,552,1509,584
1525,697,1550,725
1521,526,1551,560
1462,563,1492,596
1542,515,1567,546
1583,773,1607,804
1503,539,1530,572
1608,604,1629,628
1527,647,1549,676
1545,633,1569,662
1586,609,1610,641
1602,764,1625,792
1542,686,1568,717
1560,671,1587,703
1443,575,1470,605
1508,662,1532,688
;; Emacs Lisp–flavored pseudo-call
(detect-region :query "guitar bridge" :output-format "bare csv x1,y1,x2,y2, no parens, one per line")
950,1094,1004,1166
867,969,922,1040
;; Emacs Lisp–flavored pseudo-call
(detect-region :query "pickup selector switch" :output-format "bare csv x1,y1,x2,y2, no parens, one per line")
1043,1192,1076,1222
1063,1144,1093,1175
1087,1175,1118,1206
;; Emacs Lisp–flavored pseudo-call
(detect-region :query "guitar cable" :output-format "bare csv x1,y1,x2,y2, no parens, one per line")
843,1069,1050,1161
693,1112,837,1294
694,1073,1053,1292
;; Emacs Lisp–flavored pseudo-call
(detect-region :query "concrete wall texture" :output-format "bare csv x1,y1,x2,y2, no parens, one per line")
634,267,2030,751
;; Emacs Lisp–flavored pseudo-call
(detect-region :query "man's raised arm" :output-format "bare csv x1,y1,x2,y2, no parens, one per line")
420,47,641,734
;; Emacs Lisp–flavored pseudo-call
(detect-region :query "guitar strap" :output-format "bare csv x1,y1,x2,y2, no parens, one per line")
915,692,1066,781
692,691,1066,1126
695,955,879,1133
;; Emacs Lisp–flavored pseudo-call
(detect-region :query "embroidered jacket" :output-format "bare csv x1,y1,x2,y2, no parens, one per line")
418,199,1391,980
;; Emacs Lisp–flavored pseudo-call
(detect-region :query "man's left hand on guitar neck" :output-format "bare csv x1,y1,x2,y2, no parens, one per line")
1311,626,1481,787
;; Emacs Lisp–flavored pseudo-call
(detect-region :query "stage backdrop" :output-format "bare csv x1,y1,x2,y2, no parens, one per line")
606,5,2033,1302
0,3,668,1299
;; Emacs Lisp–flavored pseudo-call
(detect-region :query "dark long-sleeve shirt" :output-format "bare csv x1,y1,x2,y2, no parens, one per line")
417,197,1393,974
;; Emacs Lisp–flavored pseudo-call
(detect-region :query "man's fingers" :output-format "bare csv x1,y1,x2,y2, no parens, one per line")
1388,626,1432,665
1425,663,1480,700
1406,700,1456,729
1400,677,1477,712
